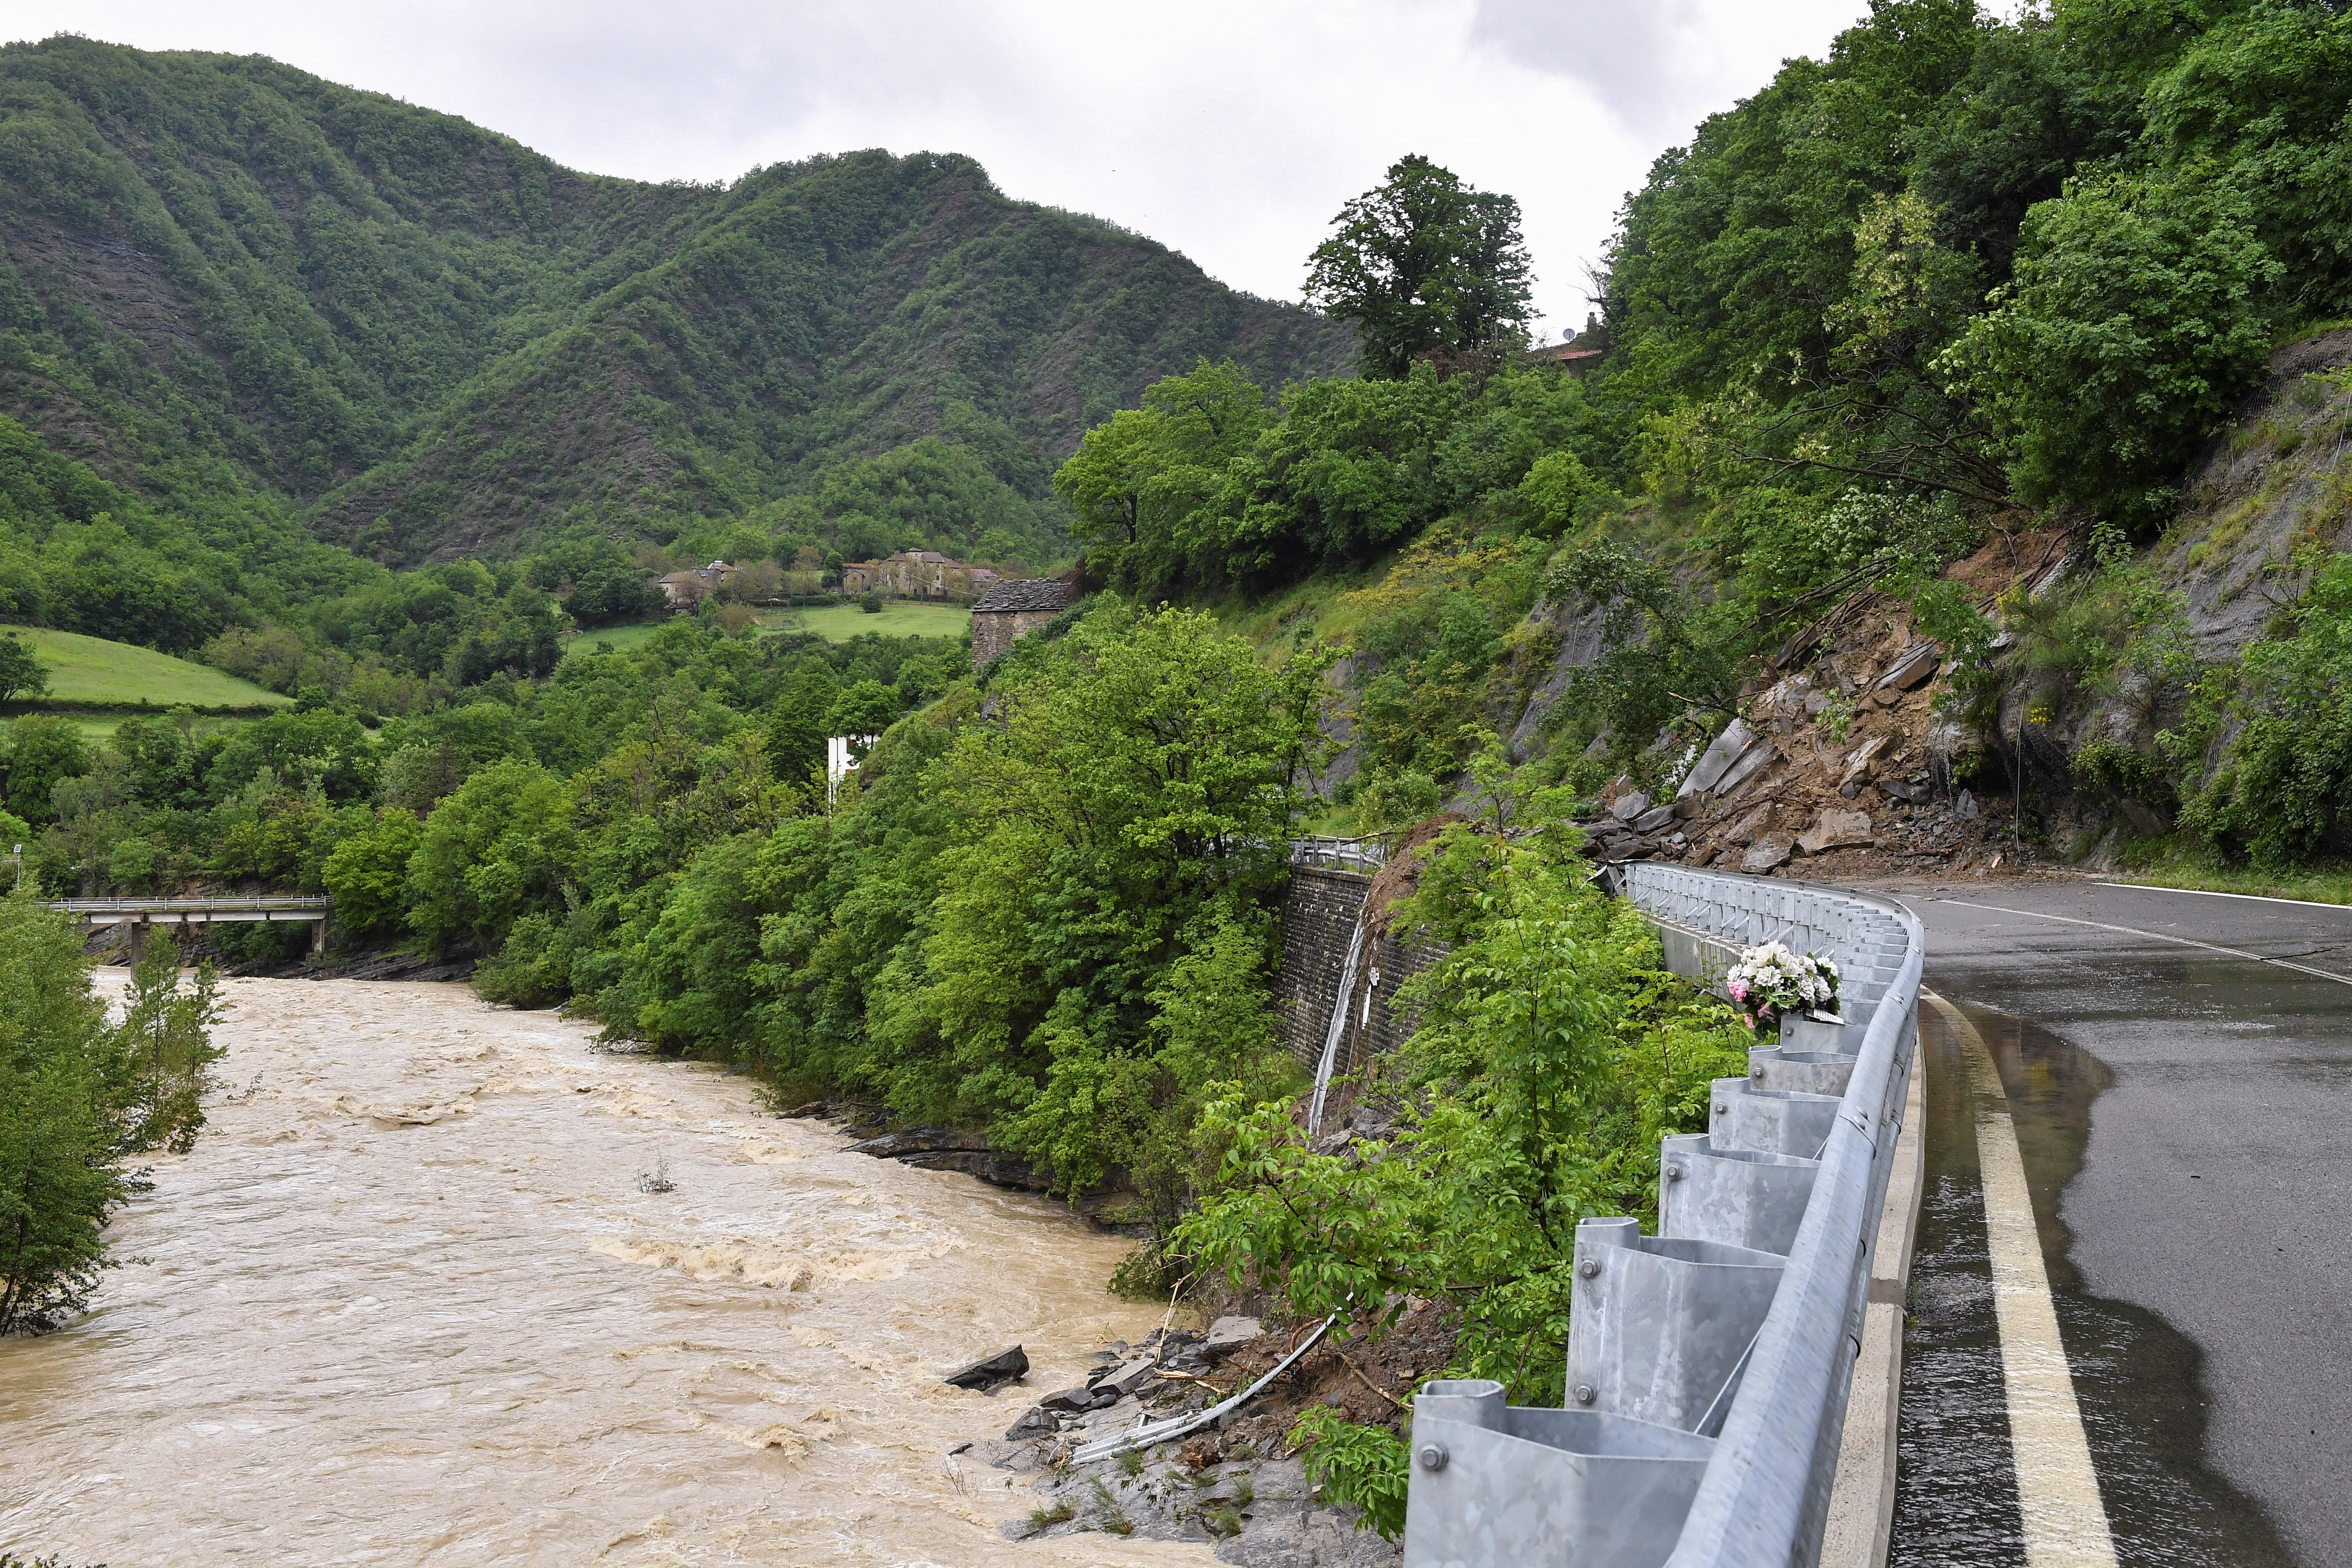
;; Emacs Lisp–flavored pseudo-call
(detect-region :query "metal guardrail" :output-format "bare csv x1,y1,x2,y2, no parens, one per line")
1403,864,1923,1568
1289,836,1391,873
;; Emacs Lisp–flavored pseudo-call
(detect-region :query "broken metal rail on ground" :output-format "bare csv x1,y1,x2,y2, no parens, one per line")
1404,864,1923,1568
1071,1311,1340,1466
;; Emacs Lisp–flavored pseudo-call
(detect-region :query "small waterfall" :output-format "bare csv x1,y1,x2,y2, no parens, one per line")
1306,910,1368,1136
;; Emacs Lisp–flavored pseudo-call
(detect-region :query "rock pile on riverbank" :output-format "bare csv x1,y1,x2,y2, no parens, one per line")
978,1301,1458,1565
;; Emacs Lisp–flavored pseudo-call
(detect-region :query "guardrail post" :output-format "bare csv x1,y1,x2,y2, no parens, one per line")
1658,1134,1820,1257
1710,1077,1842,1159
1563,1218,1785,1432
1402,1379,1717,1568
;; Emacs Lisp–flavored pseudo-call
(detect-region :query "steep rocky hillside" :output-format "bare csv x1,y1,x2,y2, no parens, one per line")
0,37,1353,564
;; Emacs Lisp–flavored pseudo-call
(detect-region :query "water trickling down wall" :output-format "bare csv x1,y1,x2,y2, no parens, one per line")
1275,865,1448,1102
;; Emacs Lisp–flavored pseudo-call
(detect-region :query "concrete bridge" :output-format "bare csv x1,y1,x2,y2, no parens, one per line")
52,895,333,960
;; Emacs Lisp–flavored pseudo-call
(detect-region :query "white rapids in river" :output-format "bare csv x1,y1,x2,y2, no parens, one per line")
0,973,1208,1566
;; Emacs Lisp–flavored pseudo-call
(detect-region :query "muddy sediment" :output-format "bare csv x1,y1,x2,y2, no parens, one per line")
0,973,1203,1565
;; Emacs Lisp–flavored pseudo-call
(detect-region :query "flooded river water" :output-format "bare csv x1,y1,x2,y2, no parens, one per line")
0,974,1210,1566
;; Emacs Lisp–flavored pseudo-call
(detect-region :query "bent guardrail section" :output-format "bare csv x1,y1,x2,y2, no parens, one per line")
1402,865,1923,1568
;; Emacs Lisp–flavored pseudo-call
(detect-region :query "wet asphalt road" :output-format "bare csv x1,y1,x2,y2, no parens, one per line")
1878,877,2352,1567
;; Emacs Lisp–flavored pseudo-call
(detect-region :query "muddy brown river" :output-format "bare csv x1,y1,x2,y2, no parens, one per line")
0,974,1211,1566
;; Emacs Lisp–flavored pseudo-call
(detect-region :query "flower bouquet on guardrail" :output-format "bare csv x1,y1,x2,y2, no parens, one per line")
1725,941,1841,1036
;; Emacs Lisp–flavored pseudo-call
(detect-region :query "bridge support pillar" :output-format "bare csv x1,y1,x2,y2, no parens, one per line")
311,915,329,957
126,918,148,966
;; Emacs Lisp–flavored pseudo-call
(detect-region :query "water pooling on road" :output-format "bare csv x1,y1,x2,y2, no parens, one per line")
0,974,1209,1566
1892,998,2295,1567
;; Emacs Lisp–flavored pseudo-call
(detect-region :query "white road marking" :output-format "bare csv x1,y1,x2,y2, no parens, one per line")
2094,881,2352,914
1925,896,2352,989
1939,999,2117,1568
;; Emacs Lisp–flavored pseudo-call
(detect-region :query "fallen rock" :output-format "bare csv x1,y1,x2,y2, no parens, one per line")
897,1148,1052,1191
1953,788,1980,821
1631,804,1677,834
1837,735,1890,789
1876,643,1941,692
1038,1384,1117,1414
1610,790,1653,822
1715,741,1776,798
1004,1405,1059,1440
1724,802,1773,846
1204,1315,1262,1360
1796,810,1873,855
1101,1356,1161,1397
844,1126,983,1159
945,1345,1029,1391
1742,837,1794,874
1677,719,1756,797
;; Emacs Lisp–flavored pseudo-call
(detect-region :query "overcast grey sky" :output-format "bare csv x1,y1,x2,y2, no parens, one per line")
0,1,1866,340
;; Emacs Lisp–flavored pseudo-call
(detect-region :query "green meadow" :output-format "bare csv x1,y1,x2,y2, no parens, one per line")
2,625,291,712
761,602,971,641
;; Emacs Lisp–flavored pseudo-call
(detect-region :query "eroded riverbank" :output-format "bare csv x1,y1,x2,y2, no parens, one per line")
0,973,1206,1565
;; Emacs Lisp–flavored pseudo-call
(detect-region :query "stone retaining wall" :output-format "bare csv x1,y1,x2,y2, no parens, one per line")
1274,865,1448,1078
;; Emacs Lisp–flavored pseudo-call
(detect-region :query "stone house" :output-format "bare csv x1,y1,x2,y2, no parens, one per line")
969,578,1077,668
839,549,997,602
654,560,734,608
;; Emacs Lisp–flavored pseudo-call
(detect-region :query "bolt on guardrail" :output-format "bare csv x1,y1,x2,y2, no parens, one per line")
1402,865,1923,1568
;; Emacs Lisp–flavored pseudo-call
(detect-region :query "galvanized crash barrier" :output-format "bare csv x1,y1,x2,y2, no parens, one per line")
1403,865,1923,1568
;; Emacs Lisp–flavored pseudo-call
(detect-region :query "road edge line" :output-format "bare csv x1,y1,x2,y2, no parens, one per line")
1821,999,1928,1567
1942,996,2118,1568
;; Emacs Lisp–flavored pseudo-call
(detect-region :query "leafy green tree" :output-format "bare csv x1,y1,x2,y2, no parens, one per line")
205,709,377,805
0,887,126,1335
2140,2,2352,314
111,936,224,1154
323,809,424,939
874,607,1331,1207
0,884,220,1334
405,759,570,952
564,564,663,626
1306,155,1534,378
1054,361,1271,592
762,666,840,790
1205,366,1466,585
1949,169,2279,528
824,680,902,738
2,716,90,827
0,632,47,705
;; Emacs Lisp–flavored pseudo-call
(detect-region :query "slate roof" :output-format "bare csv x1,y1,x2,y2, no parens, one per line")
972,578,1076,614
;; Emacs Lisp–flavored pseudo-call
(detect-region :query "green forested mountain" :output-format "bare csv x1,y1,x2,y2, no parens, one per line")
0,36,1353,565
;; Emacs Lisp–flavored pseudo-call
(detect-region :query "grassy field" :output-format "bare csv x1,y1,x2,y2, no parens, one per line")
559,621,671,660
760,603,971,641
2,625,291,711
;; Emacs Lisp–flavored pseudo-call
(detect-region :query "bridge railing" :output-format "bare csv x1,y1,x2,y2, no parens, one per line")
1402,864,1923,1568
53,896,333,921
